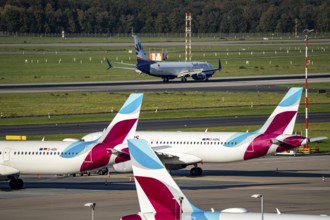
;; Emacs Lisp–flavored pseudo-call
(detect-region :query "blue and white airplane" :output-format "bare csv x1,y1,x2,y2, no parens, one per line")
107,35,221,82
123,138,330,220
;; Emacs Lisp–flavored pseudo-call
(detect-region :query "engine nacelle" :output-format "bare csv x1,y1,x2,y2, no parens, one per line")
192,72,206,80
120,214,142,220
164,164,187,170
113,160,133,173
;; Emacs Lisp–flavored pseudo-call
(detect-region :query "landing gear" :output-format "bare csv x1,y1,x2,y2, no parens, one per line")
181,77,187,82
190,167,203,176
162,77,169,83
9,178,24,190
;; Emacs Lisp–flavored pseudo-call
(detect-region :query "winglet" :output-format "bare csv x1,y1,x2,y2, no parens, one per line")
127,139,202,215
80,93,143,172
98,93,143,145
106,57,113,70
218,59,222,71
257,87,303,135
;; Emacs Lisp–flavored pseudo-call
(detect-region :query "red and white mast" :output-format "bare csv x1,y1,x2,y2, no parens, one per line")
303,29,314,149
185,12,192,61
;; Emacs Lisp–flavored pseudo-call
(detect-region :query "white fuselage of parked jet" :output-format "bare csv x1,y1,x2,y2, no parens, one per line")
0,141,123,177
0,93,143,189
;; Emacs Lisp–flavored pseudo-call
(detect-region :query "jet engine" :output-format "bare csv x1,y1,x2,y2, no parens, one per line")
113,161,133,173
192,72,206,80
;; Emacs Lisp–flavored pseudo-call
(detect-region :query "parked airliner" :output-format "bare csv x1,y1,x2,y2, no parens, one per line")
124,138,330,220
79,88,322,176
0,93,143,189
107,35,221,82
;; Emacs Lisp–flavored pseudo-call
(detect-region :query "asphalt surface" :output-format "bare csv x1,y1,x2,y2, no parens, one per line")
1,112,329,136
0,73,329,93
0,154,329,220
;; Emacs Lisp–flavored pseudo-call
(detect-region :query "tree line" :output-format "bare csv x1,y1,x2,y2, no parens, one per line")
0,0,329,34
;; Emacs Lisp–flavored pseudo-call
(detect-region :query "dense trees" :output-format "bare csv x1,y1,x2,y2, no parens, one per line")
0,0,329,34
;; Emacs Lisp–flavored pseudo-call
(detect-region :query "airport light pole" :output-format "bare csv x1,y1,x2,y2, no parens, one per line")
303,29,314,150
251,194,263,220
84,202,96,220
173,196,184,220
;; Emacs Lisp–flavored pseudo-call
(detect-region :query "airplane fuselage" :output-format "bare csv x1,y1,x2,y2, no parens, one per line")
0,140,123,177
138,61,215,80
135,131,305,164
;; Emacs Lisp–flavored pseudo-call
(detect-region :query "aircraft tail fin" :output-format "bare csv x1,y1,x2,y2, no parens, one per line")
133,35,155,66
127,139,202,216
97,93,143,145
257,87,303,135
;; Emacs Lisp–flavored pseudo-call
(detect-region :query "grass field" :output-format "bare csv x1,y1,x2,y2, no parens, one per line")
0,37,329,84
0,90,329,120
0,37,329,152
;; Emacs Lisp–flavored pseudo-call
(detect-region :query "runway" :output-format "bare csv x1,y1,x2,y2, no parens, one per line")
0,154,329,219
1,112,329,136
0,73,329,93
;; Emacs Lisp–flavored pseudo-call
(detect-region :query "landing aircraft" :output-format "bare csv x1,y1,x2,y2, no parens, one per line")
80,88,324,176
107,35,221,82
0,93,143,189
123,138,330,220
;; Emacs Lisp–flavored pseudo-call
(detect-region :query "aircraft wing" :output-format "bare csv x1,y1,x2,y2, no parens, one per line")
309,136,328,142
0,164,20,176
114,61,136,66
177,69,204,78
106,58,141,73
154,150,202,165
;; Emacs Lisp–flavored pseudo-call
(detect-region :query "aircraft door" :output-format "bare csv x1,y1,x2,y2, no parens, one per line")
0,149,3,162
4,148,11,161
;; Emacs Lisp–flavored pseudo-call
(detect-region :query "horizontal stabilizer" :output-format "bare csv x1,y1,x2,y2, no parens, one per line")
309,136,328,142
106,148,129,155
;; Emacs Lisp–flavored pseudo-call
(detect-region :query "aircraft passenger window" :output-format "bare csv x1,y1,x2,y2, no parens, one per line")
32,152,34,155
28,152,31,155
43,152,45,155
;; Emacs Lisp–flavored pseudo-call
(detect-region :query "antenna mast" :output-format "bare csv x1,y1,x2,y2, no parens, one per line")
185,12,192,61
